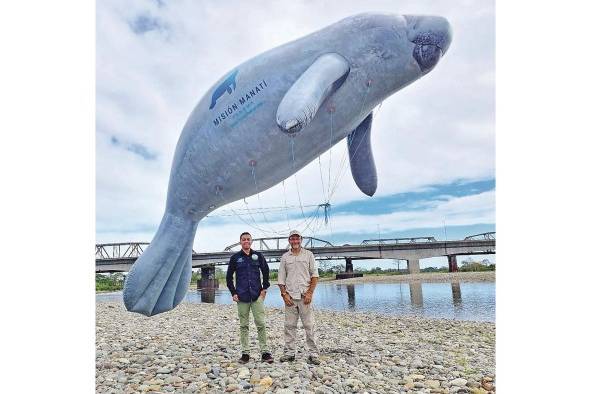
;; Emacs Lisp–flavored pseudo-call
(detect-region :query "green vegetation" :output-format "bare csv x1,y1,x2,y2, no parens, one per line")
191,267,229,284
459,258,495,272
96,273,125,291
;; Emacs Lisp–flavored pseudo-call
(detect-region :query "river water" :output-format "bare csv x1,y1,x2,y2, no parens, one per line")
97,281,495,322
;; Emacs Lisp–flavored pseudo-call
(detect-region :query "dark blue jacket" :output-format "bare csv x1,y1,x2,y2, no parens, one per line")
226,249,270,302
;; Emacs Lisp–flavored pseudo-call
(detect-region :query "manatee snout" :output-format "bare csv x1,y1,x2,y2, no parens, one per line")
404,15,452,74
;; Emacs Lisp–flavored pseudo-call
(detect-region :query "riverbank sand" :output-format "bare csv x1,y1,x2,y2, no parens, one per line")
205,271,495,291
97,302,495,393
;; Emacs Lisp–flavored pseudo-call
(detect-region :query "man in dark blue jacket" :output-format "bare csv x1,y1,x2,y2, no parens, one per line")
226,232,273,364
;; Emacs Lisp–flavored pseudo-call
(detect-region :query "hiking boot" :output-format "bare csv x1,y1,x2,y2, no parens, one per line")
279,354,295,362
307,355,321,365
238,354,250,364
261,352,274,363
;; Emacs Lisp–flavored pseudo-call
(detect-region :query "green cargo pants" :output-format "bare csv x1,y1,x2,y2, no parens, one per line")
237,298,269,354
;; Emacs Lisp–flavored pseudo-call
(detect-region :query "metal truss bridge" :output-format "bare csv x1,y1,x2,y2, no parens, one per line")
96,232,495,273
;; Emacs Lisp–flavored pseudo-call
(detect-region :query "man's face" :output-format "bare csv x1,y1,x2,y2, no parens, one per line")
288,235,301,249
240,234,252,250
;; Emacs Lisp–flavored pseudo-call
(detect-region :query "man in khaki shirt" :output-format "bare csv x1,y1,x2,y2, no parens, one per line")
277,230,320,365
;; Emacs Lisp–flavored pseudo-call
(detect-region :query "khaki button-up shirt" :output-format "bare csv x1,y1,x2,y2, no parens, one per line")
277,247,319,300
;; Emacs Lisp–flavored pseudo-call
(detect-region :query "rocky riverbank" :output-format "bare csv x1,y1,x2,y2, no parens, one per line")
96,302,495,393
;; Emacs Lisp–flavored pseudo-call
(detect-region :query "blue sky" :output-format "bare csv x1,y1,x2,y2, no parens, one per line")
96,0,495,268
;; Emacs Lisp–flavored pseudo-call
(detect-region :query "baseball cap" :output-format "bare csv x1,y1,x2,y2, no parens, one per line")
288,230,302,238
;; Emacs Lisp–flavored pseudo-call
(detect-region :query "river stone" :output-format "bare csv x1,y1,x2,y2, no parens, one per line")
251,372,261,384
238,367,250,379
451,378,468,386
426,379,441,388
164,376,183,384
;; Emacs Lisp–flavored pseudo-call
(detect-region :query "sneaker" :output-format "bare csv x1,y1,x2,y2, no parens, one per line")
261,352,274,363
238,354,250,364
279,354,295,362
307,355,321,365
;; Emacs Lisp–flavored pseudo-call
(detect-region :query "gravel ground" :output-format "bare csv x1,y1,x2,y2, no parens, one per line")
96,302,495,393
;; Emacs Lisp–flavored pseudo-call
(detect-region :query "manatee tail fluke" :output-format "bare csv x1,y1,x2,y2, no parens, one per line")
123,213,198,317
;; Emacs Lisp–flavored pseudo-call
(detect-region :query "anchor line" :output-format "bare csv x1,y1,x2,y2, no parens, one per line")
317,156,327,203
327,110,334,199
281,180,291,229
328,82,372,201
215,188,276,236
215,185,322,236
202,203,319,216
251,165,280,233
289,137,307,219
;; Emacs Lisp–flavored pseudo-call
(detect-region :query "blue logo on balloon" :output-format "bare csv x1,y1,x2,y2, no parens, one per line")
209,70,239,110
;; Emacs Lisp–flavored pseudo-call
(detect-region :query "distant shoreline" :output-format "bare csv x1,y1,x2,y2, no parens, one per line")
188,271,494,290
97,271,495,293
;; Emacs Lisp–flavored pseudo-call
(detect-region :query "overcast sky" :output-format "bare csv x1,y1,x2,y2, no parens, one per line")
96,0,495,267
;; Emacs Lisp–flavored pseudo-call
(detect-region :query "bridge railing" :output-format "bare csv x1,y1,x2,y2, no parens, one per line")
95,242,151,260
464,232,495,241
361,237,437,245
223,236,333,252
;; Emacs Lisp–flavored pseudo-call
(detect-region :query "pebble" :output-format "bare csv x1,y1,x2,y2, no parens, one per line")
451,377,468,386
96,302,495,394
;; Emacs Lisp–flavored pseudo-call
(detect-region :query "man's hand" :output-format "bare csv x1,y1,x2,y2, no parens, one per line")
303,291,313,305
232,294,239,302
281,292,294,306
260,289,267,300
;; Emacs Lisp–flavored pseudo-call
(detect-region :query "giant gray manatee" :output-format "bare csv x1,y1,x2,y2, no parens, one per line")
123,13,452,316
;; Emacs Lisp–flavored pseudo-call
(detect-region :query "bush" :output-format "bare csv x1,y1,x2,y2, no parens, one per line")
96,273,125,291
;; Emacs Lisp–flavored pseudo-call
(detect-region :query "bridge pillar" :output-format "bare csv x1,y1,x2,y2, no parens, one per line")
336,257,364,280
197,265,219,289
447,255,459,272
407,259,420,274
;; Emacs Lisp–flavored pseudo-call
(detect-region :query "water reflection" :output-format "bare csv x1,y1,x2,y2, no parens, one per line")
409,282,424,307
201,289,216,303
346,284,355,308
96,280,495,322
451,281,462,306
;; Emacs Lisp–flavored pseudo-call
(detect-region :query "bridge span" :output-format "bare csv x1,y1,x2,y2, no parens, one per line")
96,233,495,275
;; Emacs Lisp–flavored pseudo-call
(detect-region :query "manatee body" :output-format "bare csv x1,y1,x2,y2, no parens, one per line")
123,13,452,316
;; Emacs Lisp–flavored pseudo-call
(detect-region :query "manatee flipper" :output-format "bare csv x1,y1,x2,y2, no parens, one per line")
277,53,350,133
347,112,377,196
123,213,197,316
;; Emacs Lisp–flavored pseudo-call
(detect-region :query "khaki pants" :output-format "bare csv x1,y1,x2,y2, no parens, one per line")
283,298,319,357
237,299,269,354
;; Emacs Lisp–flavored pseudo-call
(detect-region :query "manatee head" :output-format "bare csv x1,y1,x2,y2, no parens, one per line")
338,13,452,94
404,15,452,74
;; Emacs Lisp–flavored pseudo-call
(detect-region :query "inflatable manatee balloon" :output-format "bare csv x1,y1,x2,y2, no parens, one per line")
123,13,452,316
